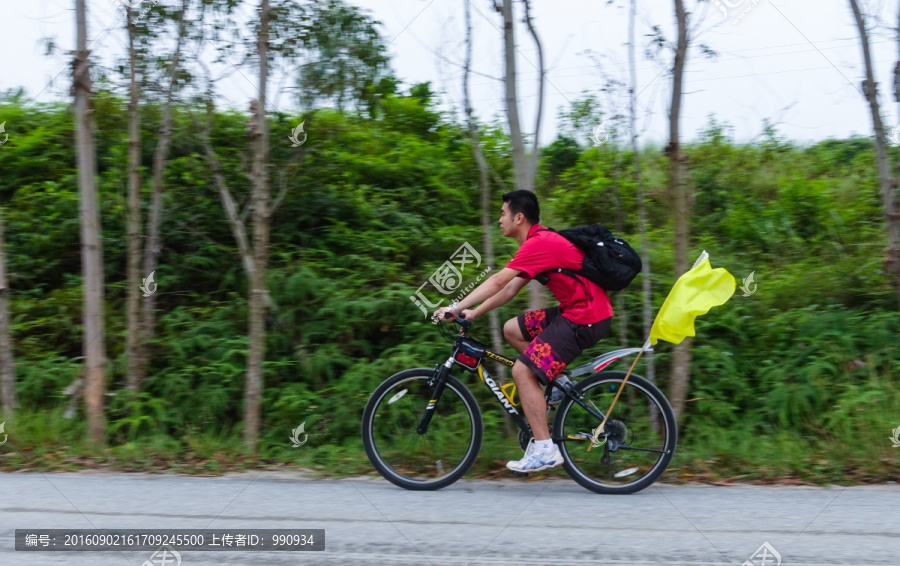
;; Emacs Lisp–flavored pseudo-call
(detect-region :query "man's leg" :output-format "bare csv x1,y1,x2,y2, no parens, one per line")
504,308,564,472
511,360,549,441
507,357,563,472
503,317,530,354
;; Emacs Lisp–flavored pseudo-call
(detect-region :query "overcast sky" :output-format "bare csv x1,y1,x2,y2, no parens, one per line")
2,0,899,146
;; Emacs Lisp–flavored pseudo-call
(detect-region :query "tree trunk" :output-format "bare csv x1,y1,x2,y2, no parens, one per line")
629,0,656,402
74,0,107,446
0,208,16,416
244,0,271,452
522,0,544,188
464,0,505,381
521,0,549,311
667,0,692,424
135,0,189,391
125,6,142,394
196,119,256,276
500,0,530,193
498,0,546,309
850,0,900,304
465,0,513,437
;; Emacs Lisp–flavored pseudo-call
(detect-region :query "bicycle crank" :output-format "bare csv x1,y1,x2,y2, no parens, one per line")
588,419,627,450
518,429,533,451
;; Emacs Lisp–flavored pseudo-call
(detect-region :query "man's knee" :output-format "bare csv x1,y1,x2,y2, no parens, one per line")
504,317,523,343
511,360,536,384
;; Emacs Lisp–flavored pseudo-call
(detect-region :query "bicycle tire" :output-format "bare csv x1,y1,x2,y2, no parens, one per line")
554,371,677,495
362,368,483,491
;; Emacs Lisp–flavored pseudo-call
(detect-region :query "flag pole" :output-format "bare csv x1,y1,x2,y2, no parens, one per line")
586,251,731,451
588,339,652,451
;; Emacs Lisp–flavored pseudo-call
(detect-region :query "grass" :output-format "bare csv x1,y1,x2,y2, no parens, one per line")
2,409,898,485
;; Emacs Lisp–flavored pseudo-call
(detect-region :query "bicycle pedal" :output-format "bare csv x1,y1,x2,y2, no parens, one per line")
567,432,597,441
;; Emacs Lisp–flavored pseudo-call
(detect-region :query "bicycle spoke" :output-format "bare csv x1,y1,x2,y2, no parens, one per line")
555,372,676,494
617,445,670,454
363,372,481,489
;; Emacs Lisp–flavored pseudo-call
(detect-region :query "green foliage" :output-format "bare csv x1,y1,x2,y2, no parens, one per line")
1,95,899,483
294,0,390,111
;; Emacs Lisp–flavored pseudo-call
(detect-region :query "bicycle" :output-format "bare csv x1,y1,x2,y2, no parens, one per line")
361,313,677,494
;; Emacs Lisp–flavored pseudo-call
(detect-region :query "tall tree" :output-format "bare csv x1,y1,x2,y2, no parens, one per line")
494,0,544,191
850,0,900,305
74,0,107,446
498,0,530,192
522,0,545,187
135,0,190,392
0,208,16,416
464,0,509,391
496,0,547,309
193,0,389,451
125,5,142,394
244,0,271,452
667,0,692,423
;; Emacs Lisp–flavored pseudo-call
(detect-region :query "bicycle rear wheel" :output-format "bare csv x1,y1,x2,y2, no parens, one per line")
554,371,677,494
361,368,483,490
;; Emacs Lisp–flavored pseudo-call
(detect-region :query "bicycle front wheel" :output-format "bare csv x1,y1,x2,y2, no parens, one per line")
554,371,677,494
362,368,483,490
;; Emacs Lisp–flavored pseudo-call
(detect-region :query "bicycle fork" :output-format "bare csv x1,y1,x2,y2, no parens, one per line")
416,357,454,435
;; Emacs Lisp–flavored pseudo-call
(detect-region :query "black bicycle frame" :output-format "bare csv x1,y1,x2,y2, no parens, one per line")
417,329,608,442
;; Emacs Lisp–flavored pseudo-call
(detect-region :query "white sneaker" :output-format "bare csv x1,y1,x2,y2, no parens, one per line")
506,442,564,473
512,438,537,461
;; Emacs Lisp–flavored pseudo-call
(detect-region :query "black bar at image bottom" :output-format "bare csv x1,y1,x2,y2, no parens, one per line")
15,529,325,551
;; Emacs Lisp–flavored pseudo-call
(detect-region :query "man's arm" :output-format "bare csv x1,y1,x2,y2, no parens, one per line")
432,267,525,320
468,274,529,318
456,268,522,311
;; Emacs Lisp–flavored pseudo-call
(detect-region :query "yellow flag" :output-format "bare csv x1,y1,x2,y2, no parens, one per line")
648,251,736,346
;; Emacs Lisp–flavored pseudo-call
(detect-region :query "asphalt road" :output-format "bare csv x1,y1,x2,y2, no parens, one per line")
0,472,897,566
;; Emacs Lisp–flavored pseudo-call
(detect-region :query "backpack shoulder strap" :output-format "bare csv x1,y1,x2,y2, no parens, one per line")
532,227,557,285
534,267,583,287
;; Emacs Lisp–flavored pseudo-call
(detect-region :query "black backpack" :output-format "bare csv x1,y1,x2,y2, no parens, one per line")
534,224,642,292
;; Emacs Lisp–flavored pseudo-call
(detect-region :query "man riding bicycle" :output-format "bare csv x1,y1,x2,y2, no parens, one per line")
434,190,613,473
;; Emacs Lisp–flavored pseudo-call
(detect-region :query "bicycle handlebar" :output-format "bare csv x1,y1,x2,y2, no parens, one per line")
432,310,472,331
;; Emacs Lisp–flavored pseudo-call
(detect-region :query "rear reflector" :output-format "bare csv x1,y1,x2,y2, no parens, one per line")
594,357,620,372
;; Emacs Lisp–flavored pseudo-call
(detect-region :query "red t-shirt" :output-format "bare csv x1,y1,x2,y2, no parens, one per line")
505,224,614,324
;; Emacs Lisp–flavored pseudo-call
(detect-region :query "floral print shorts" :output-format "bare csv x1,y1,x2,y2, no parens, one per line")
516,307,611,384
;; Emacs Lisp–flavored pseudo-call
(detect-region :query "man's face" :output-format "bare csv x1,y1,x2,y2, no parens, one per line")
499,202,518,237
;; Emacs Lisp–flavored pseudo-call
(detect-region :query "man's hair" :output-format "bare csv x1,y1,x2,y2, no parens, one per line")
502,190,540,225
